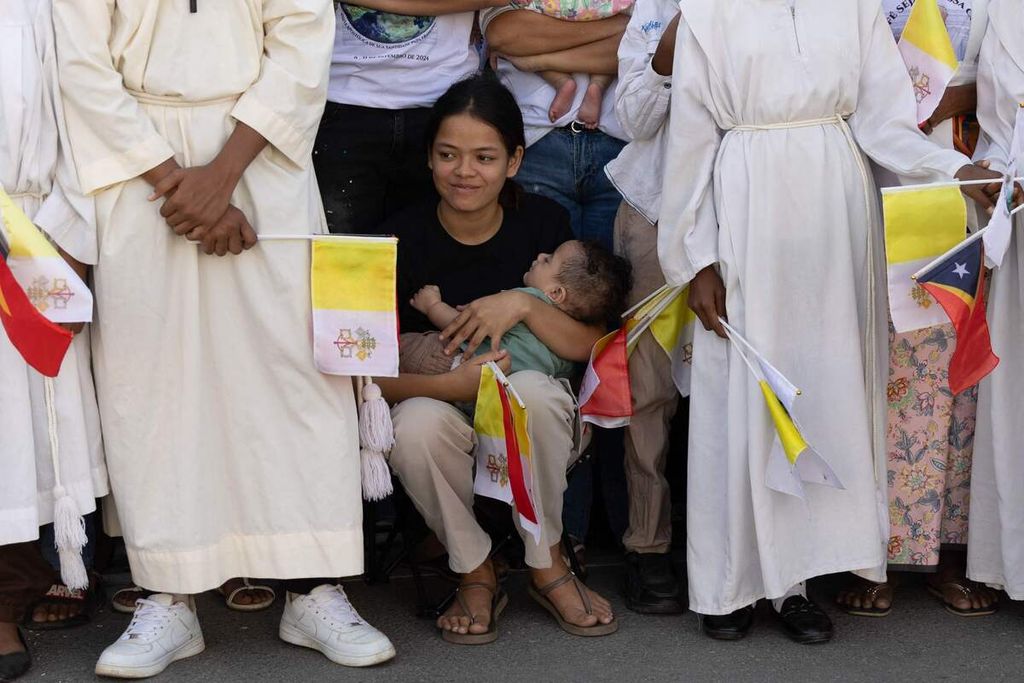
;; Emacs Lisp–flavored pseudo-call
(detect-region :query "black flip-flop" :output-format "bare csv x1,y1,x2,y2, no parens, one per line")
835,581,893,617
21,574,102,631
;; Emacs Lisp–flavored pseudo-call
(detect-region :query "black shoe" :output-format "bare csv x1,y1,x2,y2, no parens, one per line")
774,596,834,644
0,628,31,681
699,605,754,640
624,552,683,614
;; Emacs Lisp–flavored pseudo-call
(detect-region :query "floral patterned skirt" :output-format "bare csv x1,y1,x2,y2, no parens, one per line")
886,323,976,570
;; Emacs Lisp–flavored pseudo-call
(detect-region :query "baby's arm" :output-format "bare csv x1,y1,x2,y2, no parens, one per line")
411,285,460,329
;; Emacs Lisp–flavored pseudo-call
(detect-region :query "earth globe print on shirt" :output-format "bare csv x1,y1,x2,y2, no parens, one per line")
340,4,436,45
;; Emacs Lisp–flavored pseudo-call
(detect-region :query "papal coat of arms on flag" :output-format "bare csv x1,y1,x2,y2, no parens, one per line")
472,361,542,543
897,0,959,124
310,236,399,377
883,184,967,333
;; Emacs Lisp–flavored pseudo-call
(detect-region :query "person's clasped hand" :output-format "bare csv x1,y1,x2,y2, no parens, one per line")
148,162,238,240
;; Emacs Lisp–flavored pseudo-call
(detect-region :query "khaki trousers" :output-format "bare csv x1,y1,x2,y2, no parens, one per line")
614,201,680,554
389,371,576,573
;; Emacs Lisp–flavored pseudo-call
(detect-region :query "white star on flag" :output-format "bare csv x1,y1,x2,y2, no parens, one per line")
953,262,970,279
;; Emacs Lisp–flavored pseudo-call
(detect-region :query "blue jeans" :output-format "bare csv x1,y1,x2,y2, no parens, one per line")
517,127,629,544
515,127,626,250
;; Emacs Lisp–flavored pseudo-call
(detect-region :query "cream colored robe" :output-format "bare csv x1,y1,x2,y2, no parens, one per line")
658,0,969,615
968,0,1024,600
0,0,107,546
53,0,362,593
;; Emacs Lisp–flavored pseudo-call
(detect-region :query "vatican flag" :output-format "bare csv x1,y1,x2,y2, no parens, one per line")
883,184,966,332
0,186,92,324
898,0,959,124
311,236,399,377
720,319,844,501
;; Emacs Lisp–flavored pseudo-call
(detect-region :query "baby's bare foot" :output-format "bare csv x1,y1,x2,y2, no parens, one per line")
578,81,606,129
549,79,578,123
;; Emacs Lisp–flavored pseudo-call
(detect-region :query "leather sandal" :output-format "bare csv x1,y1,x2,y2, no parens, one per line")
440,582,508,645
528,572,617,637
835,581,893,617
219,578,276,612
926,580,999,617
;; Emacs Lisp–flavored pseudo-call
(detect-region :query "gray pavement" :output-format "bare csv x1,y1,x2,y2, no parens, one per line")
20,559,1024,683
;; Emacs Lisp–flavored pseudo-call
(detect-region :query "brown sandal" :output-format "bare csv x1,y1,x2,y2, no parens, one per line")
439,582,508,645
926,580,999,617
835,581,893,617
528,572,618,637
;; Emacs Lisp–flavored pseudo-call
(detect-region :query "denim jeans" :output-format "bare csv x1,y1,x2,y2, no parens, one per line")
313,102,437,234
514,126,626,250
516,126,629,545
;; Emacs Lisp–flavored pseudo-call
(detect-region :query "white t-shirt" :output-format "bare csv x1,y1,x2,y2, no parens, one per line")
882,0,973,60
327,5,479,109
479,7,627,146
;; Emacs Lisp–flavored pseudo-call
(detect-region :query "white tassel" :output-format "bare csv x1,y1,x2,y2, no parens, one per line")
358,382,395,453
44,377,89,590
357,379,394,501
360,447,393,502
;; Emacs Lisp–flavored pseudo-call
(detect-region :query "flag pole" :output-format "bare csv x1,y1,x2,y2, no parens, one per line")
912,225,988,281
626,286,684,348
622,284,672,320
486,360,525,408
257,234,396,243
880,177,1024,194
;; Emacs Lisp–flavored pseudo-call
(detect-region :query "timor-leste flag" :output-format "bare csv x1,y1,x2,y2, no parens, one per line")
578,326,632,429
472,362,541,543
917,238,999,394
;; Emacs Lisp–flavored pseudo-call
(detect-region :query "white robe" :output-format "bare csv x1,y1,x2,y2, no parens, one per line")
0,0,107,547
967,0,1024,600
53,0,362,594
659,0,968,615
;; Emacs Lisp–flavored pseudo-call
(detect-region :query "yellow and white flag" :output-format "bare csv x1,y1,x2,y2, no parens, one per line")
898,0,959,124
472,362,541,543
624,284,697,398
0,187,91,324
883,185,966,332
720,320,844,501
311,236,399,377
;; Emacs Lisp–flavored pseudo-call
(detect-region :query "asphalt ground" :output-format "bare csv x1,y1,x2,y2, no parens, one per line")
20,552,1024,683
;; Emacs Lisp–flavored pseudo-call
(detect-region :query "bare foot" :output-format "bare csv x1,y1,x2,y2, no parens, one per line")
926,575,999,613
531,545,613,628
578,82,605,129
436,560,497,636
549,79,577,123
30,583,86,626
0,622,24,656
835,579,894,614
218,578,274,608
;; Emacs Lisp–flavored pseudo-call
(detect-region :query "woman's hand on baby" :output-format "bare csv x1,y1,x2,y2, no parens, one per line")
410,285,442,315
446,350,511,402
440,290,529,359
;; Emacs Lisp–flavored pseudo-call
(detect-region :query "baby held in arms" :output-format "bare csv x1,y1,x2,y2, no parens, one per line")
512,0,634,127
408,239,632,380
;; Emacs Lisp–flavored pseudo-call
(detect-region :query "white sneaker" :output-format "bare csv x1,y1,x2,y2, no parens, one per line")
95,594,205,678
279,584,396,667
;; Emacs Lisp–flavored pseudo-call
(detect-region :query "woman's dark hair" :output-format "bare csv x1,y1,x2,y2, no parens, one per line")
425,73,526,209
